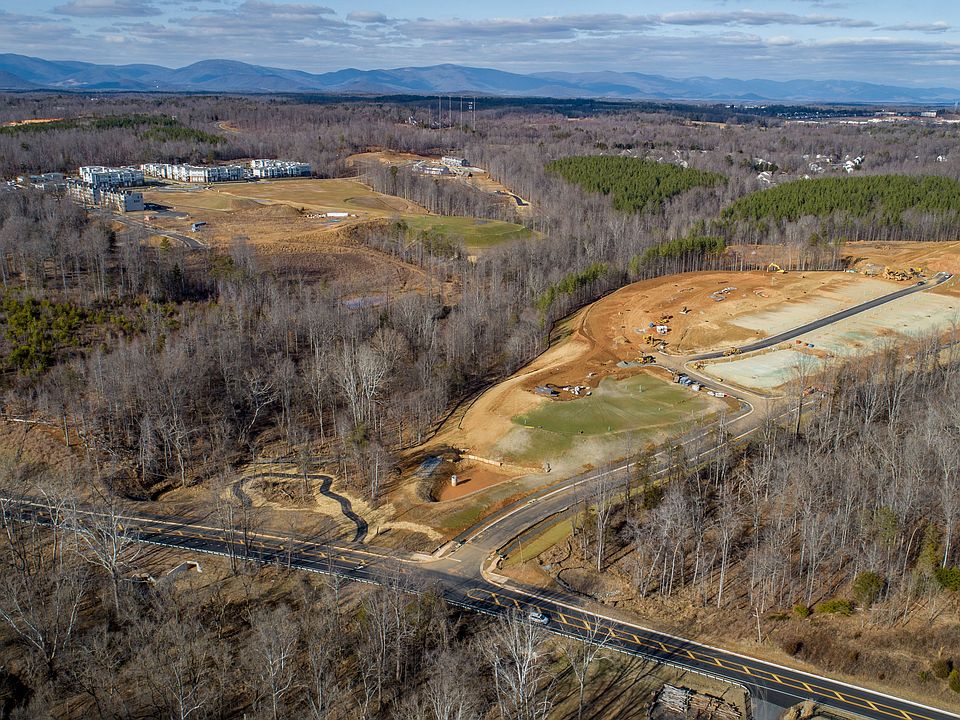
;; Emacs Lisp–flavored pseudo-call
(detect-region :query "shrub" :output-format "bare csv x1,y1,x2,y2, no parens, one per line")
918,670,931,683
852,571,885,607
949,669,960,693
932,658,953,679
793,604,812,618
814,599,854,616
780,638,804,656
935,567,960,591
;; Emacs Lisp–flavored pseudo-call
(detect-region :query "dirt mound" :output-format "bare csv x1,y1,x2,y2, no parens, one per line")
253,203,301,218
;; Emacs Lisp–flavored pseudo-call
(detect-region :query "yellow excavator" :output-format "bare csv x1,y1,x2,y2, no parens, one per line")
723,347,742,357
767,263,787,274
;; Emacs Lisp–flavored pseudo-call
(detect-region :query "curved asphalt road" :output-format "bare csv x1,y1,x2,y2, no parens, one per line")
3,496,956,720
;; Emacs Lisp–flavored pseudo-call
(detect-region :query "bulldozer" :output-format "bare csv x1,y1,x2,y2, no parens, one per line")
767,263,787,274
723,347,742,357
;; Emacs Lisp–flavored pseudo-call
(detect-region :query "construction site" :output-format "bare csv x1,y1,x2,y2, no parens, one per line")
137,177,529,297
411,259,960,514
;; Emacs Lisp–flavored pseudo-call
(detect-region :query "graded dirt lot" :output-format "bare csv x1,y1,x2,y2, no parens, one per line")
842,240,960,281
700,282,960,393
141,190,430,298
585,270,900,357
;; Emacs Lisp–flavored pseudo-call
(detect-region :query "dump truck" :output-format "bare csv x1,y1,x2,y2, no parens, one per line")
723,347,741,357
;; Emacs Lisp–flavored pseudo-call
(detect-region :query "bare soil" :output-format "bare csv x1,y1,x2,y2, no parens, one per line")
428,270,889,466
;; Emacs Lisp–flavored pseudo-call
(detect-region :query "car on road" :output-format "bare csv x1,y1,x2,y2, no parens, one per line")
528,611,550,625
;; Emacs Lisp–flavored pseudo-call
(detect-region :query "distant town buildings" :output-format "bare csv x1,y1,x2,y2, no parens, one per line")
71,166,145,212
413,160,451,176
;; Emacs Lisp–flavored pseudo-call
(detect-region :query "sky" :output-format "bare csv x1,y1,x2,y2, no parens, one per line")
1,0,959,86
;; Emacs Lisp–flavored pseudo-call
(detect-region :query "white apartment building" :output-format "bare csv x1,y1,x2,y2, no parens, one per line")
67,180,144,213
141,162,244,183
79,166,144,188
250,159,312,178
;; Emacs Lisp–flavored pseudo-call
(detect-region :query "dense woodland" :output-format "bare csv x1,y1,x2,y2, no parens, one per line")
2,92,960,715
544,156,726,214
560,339,960,698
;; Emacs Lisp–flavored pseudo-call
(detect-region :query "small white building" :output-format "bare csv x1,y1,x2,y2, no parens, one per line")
440,156,467,168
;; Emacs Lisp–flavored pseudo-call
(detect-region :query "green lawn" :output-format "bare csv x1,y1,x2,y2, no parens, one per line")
402,215,534,249
504,373,718,467
515,374,710,436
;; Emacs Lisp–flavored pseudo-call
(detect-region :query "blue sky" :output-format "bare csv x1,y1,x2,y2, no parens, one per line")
2,0,959,85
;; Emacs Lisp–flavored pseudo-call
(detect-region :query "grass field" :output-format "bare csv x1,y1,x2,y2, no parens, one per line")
515,374,713,435
403,215,534,249
147,179,532,250
503,373,722,466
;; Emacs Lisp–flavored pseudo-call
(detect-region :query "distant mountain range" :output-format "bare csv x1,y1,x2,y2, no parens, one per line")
1,53,958,104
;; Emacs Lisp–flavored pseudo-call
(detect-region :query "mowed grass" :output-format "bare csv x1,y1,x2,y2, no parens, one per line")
515,373,711,436
402,215,535,249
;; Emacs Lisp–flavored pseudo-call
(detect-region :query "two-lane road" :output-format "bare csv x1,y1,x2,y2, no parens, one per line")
3,495,957,720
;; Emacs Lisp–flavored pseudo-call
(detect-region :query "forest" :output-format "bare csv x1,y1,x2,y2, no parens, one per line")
559,338,960,701
544,156,726,214
721,174,960,224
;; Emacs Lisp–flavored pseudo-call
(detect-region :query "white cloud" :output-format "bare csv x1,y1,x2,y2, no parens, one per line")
884,21,951,34
53,0,162,17
347,11,389,24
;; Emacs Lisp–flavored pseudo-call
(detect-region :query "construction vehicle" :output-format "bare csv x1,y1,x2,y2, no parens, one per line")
657,314,673,324
693,361,705,370
767,263,787,274
882,266,922,281
723,347,742,357
639,355,656,365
